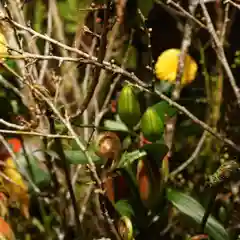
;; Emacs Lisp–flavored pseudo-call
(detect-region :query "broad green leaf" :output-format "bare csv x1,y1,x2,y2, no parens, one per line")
167,188,229,240
29,158,51,187
115,200,134,218
104,120,129,132
41,148,102,165
151,101,177,121
64,150,103,165
16,154,51,188
141,141,168,167
118,150,147,168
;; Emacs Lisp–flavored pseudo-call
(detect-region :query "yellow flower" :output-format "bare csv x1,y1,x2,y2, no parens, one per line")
1,158,29,219
155,48,198,85
0,32,8,61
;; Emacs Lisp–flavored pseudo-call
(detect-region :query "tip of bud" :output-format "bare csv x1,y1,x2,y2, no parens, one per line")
7,138,22,153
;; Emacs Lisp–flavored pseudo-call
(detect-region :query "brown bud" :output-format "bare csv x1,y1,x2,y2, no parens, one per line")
137,159,150,202
118,216,133,240
95,132,121,163
136,159,161,209
103,175,115,202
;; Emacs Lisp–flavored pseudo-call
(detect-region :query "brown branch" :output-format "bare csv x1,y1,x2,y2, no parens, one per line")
165,0,198,156
170,131,207,177
38,1,53,84
225,0,240,10
162,0,207,29
71,0,111,118
1,14,240,153
2,17,150,89
200,0,240,106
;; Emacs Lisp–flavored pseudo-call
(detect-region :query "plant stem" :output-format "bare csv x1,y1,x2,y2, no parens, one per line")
200,188,218,233
49,113,83,238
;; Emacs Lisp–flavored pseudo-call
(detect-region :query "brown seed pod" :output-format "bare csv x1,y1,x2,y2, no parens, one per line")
118,216,133,240
136,159,161,209
103,174,115,203
103,172,129,203
95,132,121,164
136,159,151,203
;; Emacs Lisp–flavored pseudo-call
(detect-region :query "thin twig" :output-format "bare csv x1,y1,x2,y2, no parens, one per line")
162,0,207,29
49,114,83,236
2,18,150,89
38,1,52,84
2,15,240,153
4,0,39,79
0,129,74,139
0,73,22,97
128,82,240,152
71,1,111,118
82,38,98,140
95,29,135,127
0,53,80,61
0,118,27,130
170,131,207,177
200,0,240,106
165,0,198,156
225,0,240,10
79,184,94,223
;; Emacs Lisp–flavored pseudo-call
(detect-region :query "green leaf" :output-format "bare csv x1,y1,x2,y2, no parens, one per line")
29,158,51,187
141,141,168,167
115,200,134,218
122,136,132,150
58,0,93,34
16,154,51,188
118,150,147,168
151,101,177,121
104,120,129,132
64,150,103,165
167,188,229,240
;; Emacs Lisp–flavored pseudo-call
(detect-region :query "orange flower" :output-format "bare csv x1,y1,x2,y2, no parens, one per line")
7,139,22,154
0,217,15,240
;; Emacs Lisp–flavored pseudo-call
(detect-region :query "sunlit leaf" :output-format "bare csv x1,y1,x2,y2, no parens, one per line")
65,150,103,165
104,120,129,132
118,150,147,168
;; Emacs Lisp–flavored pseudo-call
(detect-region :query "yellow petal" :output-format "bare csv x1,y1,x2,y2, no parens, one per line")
155,48,198,85
0,193,8,218
2,158,29,219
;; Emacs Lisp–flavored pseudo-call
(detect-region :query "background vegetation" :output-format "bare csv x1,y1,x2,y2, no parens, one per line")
0,0,240,239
